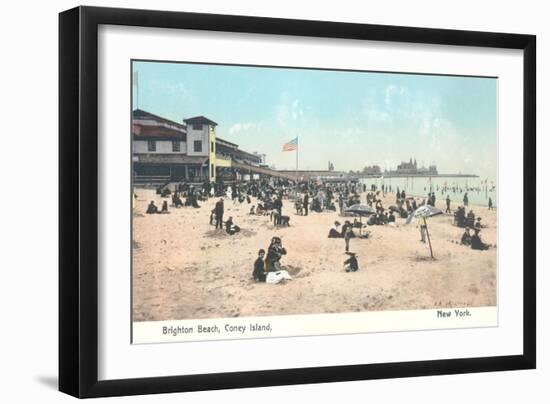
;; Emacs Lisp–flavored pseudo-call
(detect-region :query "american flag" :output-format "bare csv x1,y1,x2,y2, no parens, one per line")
282,137,298,151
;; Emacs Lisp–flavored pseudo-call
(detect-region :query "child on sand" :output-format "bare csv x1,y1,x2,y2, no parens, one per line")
252,249,266,282
344,252,359,272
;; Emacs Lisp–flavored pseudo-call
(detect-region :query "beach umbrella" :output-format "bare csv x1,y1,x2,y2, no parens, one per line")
344,203,376,216
344,204,375,236
405,204,444,224
405,204,443,258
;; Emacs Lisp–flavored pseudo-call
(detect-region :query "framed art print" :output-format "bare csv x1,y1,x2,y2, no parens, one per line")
59,6,536,398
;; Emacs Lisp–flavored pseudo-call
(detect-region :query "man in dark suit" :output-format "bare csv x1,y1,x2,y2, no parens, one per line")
303,192,309,216
215,198,224,229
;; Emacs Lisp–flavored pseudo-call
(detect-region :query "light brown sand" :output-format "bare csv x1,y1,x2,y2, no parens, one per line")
132,188,496,321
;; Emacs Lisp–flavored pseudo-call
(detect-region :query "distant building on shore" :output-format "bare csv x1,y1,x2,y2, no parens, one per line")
132,109,263,184
384,158,438,176
362,165,382,175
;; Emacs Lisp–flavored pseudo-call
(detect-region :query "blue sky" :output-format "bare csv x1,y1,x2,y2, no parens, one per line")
132,60,497,178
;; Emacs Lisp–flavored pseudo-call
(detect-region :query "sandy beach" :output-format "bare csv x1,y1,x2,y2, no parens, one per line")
132,188,496,322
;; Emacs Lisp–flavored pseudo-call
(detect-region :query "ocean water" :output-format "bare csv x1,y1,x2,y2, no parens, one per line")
359,177,497,207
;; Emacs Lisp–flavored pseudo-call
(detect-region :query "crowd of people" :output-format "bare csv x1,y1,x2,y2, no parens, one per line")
140,175,494,286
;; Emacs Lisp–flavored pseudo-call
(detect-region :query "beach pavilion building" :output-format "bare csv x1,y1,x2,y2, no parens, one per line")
132,109,271,184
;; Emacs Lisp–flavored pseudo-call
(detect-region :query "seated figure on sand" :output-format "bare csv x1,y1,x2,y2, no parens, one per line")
172,192,184,208
344,252,359,272
475,217,482,230
460,227,472,246
265,236,287,272
224,216,240,236
252,249,266,282
311,197,322,213
471,228,490,251
271,210,290,227
146,201,158,214
328,221,343,238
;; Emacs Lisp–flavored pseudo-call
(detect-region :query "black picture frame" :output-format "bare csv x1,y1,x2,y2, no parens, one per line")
59,6,536,398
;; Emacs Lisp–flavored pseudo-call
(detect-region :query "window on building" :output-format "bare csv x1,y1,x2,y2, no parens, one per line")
211,141,214,153
193,140,202,152
172,141,180,152
192,124,203,130
147,140,156,152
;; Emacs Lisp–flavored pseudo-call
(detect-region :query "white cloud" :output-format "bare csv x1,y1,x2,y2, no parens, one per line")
275,94,305,127
228,122,258,135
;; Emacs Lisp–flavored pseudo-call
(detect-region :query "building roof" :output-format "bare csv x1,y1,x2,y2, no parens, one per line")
216,137,239,149
133,124,185,141
133,109,187,132
183,116,218,126
134,154,208,165
234,148,261,161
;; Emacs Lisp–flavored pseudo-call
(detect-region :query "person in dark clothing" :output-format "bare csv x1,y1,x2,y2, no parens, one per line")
471,229,489,250
252,249,266,282
445,195,451,213
161,200,169,213
303,193,309,216
172,192,183,208
265,237,287,272
344,252,359,272
343,221,354,252
466,210,476,228
273,197,283,224
460,228,472,246
328,221,342,238
146,201,158,214
475,217,482,231
225,216,240,235
215,198,224,229
488,197,494,210
463,192,469,206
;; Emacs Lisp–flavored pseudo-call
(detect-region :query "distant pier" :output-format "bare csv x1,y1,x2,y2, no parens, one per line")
359,173,479,179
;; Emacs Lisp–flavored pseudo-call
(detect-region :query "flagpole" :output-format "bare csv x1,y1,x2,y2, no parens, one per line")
295,136,298,183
